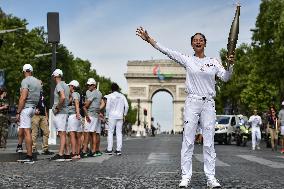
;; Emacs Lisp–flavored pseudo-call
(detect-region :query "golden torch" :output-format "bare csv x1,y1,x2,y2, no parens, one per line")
227,4,240,69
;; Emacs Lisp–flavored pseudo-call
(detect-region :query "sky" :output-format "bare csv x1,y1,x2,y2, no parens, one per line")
0,0,261,131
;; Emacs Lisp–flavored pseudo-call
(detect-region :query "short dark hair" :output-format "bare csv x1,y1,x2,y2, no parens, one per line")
191,33,207,44
111,83,119,92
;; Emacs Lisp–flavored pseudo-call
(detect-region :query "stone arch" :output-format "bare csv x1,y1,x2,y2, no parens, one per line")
125,59,187,133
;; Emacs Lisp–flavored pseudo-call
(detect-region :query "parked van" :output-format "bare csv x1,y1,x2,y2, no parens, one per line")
214,115,240,144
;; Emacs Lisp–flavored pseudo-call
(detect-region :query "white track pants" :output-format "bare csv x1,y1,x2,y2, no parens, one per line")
251,127,261,148
107,119,123,151
181,96,216,179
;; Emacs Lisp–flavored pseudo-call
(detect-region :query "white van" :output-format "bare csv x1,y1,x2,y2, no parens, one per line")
214,115,240,144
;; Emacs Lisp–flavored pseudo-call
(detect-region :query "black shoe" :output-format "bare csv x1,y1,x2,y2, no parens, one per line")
105,150,113,155
87,151,95,157
80,151,89,158
17,155,34,164
42,150,54,155
50,154,65,162
64,154,72,161
32,149,40,155
95,151,103,157
16,145,23,153
114,150,121,156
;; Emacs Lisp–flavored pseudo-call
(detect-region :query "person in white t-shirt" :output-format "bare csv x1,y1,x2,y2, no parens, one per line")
248,110,262,150
136,27,235,189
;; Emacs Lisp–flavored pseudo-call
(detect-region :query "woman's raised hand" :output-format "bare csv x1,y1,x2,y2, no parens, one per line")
136,26,150,42
136,26,156,46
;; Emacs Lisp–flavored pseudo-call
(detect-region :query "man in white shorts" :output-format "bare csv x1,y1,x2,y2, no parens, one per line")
82,78,105,157
105,83,129,156
278,101,284,153
16,64,41,164
50,69,70,161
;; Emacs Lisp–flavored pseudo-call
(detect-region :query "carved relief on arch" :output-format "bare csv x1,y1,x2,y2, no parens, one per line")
149,85,176,100
129,87,147,97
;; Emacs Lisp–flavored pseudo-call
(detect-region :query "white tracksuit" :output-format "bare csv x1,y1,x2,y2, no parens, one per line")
106,91,129,152
248,115,262,148
154,42,233,179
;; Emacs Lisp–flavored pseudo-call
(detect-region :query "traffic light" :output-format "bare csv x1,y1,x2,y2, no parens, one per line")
143,108,147,116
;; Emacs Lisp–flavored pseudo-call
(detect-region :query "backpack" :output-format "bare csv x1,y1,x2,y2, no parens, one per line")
79,93,85,117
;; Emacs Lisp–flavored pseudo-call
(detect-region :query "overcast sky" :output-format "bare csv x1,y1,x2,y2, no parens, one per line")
1,0,261,131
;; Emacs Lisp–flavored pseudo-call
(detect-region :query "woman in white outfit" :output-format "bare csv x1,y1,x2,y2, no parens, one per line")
136,27,235,188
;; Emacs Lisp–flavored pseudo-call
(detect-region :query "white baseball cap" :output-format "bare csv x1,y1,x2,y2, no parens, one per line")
87,78,96,85
68,80,80,88
22,64,33,72
52,69,63,77
282,101,284,106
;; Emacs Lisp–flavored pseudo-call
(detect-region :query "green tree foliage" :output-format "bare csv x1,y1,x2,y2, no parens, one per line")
0,8,136,124
216,0,284,115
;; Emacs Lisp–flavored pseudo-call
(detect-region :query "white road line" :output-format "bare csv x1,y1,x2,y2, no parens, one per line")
237,155,284,168
78,155,113,163
158,171,178,174
147,153,173,164
194,154,230,167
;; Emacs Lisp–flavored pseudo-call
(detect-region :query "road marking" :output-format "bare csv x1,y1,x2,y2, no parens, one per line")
78,155,112,163
237,155,284,168
158,171,178,174
147,153,174,164
194,154,230,167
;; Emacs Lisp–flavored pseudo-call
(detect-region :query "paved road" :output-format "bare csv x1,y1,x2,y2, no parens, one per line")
1,135,284,188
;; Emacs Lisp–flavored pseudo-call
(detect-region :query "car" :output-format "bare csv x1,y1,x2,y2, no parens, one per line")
214,115,240,144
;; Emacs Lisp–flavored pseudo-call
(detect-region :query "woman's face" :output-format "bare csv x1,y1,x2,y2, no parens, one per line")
191,34,206,54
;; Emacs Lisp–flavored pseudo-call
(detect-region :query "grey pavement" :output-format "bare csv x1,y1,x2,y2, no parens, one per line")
1,135,284,188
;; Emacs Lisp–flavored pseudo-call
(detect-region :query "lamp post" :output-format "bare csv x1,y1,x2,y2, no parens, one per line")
136,99,141,137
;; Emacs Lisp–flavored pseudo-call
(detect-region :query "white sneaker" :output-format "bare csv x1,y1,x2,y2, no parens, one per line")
256,146,261,150
252,147,255,150
207,177,221,188
179,177,190,188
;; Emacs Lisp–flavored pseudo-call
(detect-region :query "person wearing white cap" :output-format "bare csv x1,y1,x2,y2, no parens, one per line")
81,78,105,157
50,69,70,161
67,80,81,159
278,101,284,153
105,83,129,156
16,64,41,164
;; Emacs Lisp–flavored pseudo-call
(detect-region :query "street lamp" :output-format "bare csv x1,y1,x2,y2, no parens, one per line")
34,52,58,58
0,27,25,34
0,27,26,48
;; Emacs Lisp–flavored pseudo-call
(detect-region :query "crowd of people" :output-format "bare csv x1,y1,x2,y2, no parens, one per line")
14,64,129,164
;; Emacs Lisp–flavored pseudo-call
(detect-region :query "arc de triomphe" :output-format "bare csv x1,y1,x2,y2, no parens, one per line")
125,59,186,133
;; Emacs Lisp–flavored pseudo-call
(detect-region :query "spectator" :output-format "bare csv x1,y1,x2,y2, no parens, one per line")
0,87,9,148
267,107,278,151
278,101,284,153
31,83,54,155
151,117,156,137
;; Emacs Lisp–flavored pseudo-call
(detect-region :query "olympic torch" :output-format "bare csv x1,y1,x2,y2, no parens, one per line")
227,4,240,69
